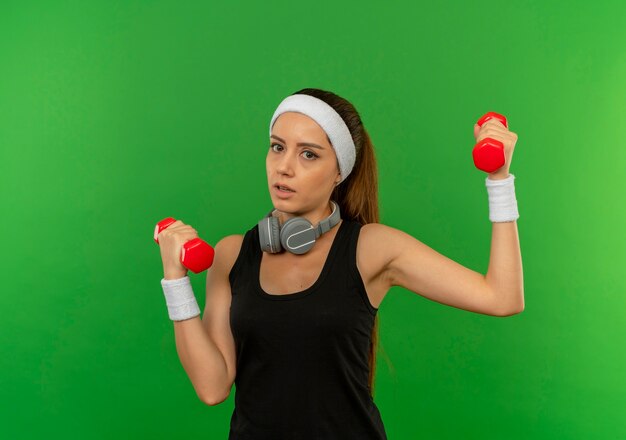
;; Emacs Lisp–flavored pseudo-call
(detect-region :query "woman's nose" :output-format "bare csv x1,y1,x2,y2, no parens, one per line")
276,152,295,174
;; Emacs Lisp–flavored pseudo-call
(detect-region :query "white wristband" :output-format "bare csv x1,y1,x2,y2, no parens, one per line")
161,276,201,321
485,173,519,223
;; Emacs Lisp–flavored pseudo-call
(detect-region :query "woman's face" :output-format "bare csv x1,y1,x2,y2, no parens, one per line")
266,111,341,218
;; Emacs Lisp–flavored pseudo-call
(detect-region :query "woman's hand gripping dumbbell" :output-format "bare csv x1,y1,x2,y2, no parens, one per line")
472,111,518,177
154,217,215,279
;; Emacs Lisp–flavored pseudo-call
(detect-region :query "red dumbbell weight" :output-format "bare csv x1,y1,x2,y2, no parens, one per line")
472,111,508,173
153,217,215,274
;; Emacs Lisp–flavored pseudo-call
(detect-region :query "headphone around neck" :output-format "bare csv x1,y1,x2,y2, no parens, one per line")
258,200,342,255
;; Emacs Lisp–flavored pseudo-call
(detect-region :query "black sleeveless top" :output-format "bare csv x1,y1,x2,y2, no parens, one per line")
227,218,387,440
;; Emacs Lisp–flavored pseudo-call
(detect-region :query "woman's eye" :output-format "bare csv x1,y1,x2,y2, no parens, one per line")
270,143,318,160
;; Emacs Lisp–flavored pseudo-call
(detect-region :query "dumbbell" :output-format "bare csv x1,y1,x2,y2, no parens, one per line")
473,111,508,173
153,217,215,274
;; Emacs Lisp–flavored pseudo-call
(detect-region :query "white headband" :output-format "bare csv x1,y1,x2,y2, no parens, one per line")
269,94,356,184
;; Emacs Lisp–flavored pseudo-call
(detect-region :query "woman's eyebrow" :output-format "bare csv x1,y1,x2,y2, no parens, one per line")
270,134,325,150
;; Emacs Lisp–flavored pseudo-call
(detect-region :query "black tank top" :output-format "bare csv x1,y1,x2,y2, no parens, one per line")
227,218,387,440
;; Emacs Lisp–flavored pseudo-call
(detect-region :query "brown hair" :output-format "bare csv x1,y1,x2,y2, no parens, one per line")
291,87,391,398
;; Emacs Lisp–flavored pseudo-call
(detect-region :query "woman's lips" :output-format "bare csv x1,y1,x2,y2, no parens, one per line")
273,186,296,198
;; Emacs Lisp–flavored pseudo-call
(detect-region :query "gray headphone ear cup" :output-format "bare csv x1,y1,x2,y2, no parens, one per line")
280,217,316,255
259,215,283,253
268,216,282,253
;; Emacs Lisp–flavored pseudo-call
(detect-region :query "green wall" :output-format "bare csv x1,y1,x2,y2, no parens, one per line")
1,1,624,438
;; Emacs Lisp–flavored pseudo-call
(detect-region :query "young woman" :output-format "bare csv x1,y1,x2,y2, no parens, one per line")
158,88,524,439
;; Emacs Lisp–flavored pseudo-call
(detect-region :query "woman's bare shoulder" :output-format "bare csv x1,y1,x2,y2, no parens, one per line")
355,222,396,283
217,234,245,254
212,234,245,273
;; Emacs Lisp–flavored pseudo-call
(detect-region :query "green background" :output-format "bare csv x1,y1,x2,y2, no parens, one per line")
1,0,624,438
